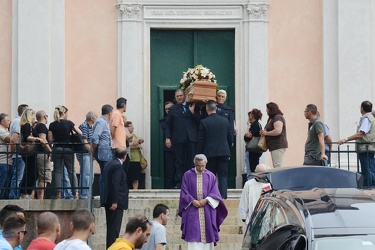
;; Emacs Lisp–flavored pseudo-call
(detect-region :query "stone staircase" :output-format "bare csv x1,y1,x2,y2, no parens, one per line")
0,189,244,250
92,189,244,250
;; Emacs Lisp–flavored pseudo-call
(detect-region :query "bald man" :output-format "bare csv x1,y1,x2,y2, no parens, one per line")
238,164,272,225
27,212,60,250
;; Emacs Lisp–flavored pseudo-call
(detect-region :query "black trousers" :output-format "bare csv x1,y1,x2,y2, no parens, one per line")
105,207,124,249
173,140,196,188
206,156,229,199
20,155,37,195
164,150,176,189
248,152,262,173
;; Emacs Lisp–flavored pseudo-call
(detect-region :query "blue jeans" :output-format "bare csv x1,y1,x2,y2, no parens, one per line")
77,153,91,199
359,152,375,187
245,151,250,176
9,158,25,199
0,164,12,199
62,167,73,199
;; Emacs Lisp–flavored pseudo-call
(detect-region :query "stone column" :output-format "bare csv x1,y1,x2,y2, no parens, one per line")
117,1,150,187
239,1,269,186
323,0,375,166
12,0,65,116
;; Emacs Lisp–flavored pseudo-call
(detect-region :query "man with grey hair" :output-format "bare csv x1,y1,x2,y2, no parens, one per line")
216,89,236,138
238,164,271,225
77,111,98,199
197,100,233,199
178,154,228,249
0,113,12,199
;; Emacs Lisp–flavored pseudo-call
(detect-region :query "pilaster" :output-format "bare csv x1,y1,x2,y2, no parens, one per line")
12,0,65,116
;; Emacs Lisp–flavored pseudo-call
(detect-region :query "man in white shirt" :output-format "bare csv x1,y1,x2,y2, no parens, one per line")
54,209,94,250
338,100,375,187
0,215,26,250
141,204,170,250
238,164,271,225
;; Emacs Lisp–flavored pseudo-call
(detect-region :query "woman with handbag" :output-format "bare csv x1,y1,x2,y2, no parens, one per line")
48,105,82,199
19,109,46,199
244,109,263,173
260,102,288,168
125,121,144,189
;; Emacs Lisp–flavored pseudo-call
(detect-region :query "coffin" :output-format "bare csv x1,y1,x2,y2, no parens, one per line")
185,80,218,103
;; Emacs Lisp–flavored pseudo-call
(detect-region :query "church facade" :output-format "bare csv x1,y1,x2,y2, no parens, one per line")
1,0,374,188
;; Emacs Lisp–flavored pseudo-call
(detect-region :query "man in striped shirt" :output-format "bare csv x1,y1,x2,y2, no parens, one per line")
76,111,98,199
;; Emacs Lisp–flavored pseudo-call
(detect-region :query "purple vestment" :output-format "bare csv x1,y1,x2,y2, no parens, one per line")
178,168,228,245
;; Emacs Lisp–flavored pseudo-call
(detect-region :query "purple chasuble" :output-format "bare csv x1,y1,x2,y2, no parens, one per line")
178,168,228,245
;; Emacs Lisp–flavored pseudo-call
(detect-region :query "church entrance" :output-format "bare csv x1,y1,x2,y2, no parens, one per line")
150,29,236,188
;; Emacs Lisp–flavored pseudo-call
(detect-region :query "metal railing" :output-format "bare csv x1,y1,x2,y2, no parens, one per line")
0,142,95,210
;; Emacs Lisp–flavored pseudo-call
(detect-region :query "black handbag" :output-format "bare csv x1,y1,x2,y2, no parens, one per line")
70,130,84,152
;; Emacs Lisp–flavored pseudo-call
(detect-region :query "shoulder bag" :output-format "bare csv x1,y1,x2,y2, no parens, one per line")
70,129,84,152
246,122,267,153
19,128,36,157
139,149,148,170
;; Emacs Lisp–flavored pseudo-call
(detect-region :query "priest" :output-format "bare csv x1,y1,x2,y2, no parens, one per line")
178,154,228,249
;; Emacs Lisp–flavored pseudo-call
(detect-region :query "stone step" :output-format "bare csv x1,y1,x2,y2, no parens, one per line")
90,189,244,250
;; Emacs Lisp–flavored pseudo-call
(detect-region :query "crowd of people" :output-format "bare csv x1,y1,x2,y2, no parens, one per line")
0,97,148,200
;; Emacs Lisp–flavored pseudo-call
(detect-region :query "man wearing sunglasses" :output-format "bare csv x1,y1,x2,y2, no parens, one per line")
0,215,26,250
108,216,152,250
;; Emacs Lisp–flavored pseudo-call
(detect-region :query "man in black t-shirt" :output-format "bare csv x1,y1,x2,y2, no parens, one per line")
33,110,52,199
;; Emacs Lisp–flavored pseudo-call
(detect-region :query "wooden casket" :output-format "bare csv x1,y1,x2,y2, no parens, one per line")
185,80,218,103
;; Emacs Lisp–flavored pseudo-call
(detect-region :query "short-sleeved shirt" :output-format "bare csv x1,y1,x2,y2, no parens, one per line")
9,116,21,159
48,119,75,148
33,123,49,152
324,123,330,151
27,238,56,250
0,125,12,165
54,239,91,250
109,110,126,148
140,220,166,250
20,123,32,143
265,114,288,151
358,113,372,134
305,118,325,159
108,238,134,250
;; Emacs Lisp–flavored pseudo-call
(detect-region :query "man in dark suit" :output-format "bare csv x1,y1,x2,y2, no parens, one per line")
197,100,233,199
102,146,129,249
165,89,201,188
160,101,176,189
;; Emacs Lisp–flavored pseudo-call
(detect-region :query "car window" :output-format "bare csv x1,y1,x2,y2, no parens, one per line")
244,199,288,248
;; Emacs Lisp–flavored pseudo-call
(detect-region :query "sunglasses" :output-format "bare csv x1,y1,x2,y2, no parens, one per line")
18,230,27,235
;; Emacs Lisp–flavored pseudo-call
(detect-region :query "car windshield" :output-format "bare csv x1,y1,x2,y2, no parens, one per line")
314,236,375,250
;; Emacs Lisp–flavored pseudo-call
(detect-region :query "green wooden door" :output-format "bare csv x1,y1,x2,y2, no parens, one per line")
150,29,235,188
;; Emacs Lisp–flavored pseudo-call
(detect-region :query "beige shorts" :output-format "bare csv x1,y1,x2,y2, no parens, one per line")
37,154,52,184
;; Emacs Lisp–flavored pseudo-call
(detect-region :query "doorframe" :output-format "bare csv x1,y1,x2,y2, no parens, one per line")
117,1,270,188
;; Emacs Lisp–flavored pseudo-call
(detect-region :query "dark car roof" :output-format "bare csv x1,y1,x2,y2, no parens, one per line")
272,188,375,230
251,166,360,191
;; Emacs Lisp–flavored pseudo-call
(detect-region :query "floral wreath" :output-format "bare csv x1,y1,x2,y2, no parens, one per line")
179,65,217,90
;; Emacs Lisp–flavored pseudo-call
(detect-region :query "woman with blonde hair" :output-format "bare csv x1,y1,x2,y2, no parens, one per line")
48,105,82,199
19,108,46,199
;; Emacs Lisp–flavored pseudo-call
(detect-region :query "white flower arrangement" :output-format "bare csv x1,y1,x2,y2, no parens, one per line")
179,65,216,90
